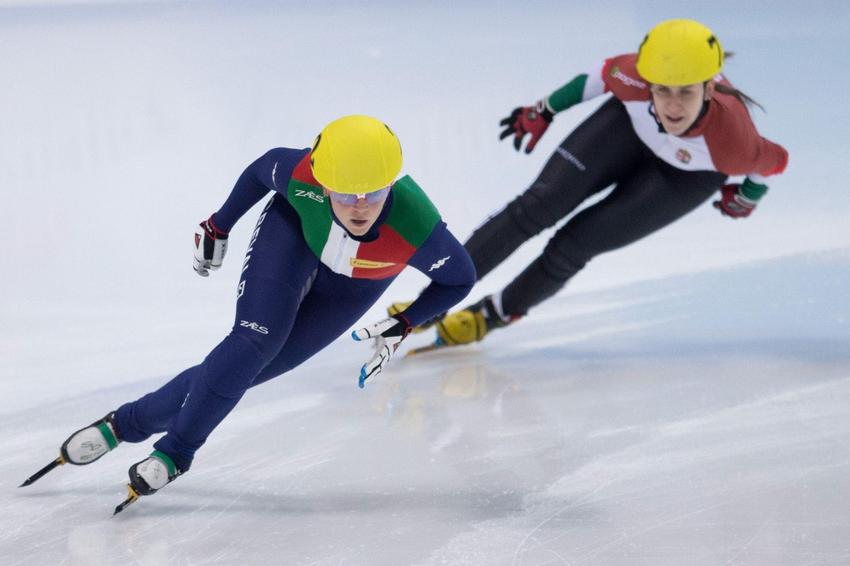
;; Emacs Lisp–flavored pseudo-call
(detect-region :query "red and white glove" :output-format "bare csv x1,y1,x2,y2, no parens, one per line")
193,215,229,277
351,314,412,388
499,100,553,154
713,184,758,219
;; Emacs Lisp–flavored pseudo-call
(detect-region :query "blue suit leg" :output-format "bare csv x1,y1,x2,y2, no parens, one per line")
113,366,195,442
252,267,392,386
115,196,317,470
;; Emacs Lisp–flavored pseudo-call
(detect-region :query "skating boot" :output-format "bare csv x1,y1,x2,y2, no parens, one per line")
435,295,512,346
406,295,515,356
114,450,182,514
61,412,121,465
20,412,121,487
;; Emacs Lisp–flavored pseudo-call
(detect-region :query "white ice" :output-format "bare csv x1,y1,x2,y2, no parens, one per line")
2,2,849,565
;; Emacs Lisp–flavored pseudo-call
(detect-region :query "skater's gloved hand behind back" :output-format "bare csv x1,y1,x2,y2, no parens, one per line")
713,179,768,219
193,215,229,276
499,100,553,154
351,314,412,388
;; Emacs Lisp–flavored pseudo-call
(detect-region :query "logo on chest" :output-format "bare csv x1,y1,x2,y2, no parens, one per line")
675,148,692,164
350,258,397,269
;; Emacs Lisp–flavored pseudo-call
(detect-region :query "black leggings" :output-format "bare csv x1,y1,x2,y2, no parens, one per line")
465,97,727,316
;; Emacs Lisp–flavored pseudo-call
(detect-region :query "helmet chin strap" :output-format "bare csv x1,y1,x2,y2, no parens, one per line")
648,102,665,133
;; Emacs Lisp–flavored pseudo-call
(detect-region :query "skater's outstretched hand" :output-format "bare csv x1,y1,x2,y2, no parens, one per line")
193,214,229,276
351,314,412,388
499,101,553,154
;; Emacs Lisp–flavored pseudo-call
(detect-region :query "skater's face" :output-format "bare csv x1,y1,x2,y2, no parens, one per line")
325,186,391,236
650,81,714,136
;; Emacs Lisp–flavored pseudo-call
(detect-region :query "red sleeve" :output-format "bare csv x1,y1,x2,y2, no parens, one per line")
703,94,788,177
601,53,651,102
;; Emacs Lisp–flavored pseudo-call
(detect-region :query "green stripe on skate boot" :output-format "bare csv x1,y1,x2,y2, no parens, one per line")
96,421,119,450
150,450,178,477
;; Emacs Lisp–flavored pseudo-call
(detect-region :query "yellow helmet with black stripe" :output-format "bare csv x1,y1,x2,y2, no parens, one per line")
310,115,403,194
636,19,724,85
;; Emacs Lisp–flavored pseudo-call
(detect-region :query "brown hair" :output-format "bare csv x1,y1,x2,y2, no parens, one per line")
716,52,765,112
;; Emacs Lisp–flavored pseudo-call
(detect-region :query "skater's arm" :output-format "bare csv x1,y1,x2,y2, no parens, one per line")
213,148,309,231
544,60,608,113
703,96,788,218
705,113,789,181
501,60,611,154
403,223,475,326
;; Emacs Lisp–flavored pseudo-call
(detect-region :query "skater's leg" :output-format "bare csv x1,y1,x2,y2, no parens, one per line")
500,160,727,316
113,367,195,442
252,269,391,385
431,100,652,346
153,197,319,471
467,98,646,279
114,196,317,469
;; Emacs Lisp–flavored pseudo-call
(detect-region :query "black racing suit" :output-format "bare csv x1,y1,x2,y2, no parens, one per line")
466,97,727,317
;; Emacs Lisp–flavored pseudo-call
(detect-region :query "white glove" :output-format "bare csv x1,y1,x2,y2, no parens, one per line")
193,215,229,277
351,315,412,388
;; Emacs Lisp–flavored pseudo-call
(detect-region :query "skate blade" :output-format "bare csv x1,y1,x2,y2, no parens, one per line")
405,341,449,357
113,484,141,516
19,455,66,488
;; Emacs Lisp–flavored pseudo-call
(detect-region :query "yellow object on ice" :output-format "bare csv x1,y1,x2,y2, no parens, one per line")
435,309,489,346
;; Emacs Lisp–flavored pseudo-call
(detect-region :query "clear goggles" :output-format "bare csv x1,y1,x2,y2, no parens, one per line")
326,185,391,206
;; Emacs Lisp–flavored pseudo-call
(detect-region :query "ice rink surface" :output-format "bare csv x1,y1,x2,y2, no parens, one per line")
4,250,850,565
2,1,849,564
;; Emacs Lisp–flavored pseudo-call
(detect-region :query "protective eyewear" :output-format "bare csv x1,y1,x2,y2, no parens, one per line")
326,186,391,206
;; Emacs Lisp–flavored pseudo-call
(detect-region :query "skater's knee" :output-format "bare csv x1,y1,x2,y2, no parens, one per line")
202,332,280,398
251,361,292,387
508,189,559,235
541,235,590,280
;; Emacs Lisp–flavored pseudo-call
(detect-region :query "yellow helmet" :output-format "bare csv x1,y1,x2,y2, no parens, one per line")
310,115,403,194
636,19,723,86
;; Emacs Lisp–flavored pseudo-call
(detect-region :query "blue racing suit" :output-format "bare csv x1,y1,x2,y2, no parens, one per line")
113,148,475,471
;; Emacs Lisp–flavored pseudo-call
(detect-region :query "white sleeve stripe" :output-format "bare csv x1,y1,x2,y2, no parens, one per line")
582,61,607,101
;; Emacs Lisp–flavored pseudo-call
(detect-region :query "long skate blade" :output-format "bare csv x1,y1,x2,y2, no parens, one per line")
19,456,65,487
113,485,140,516
405,342,448,357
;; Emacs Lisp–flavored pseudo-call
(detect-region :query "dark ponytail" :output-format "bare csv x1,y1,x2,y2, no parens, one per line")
717,52,765,112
